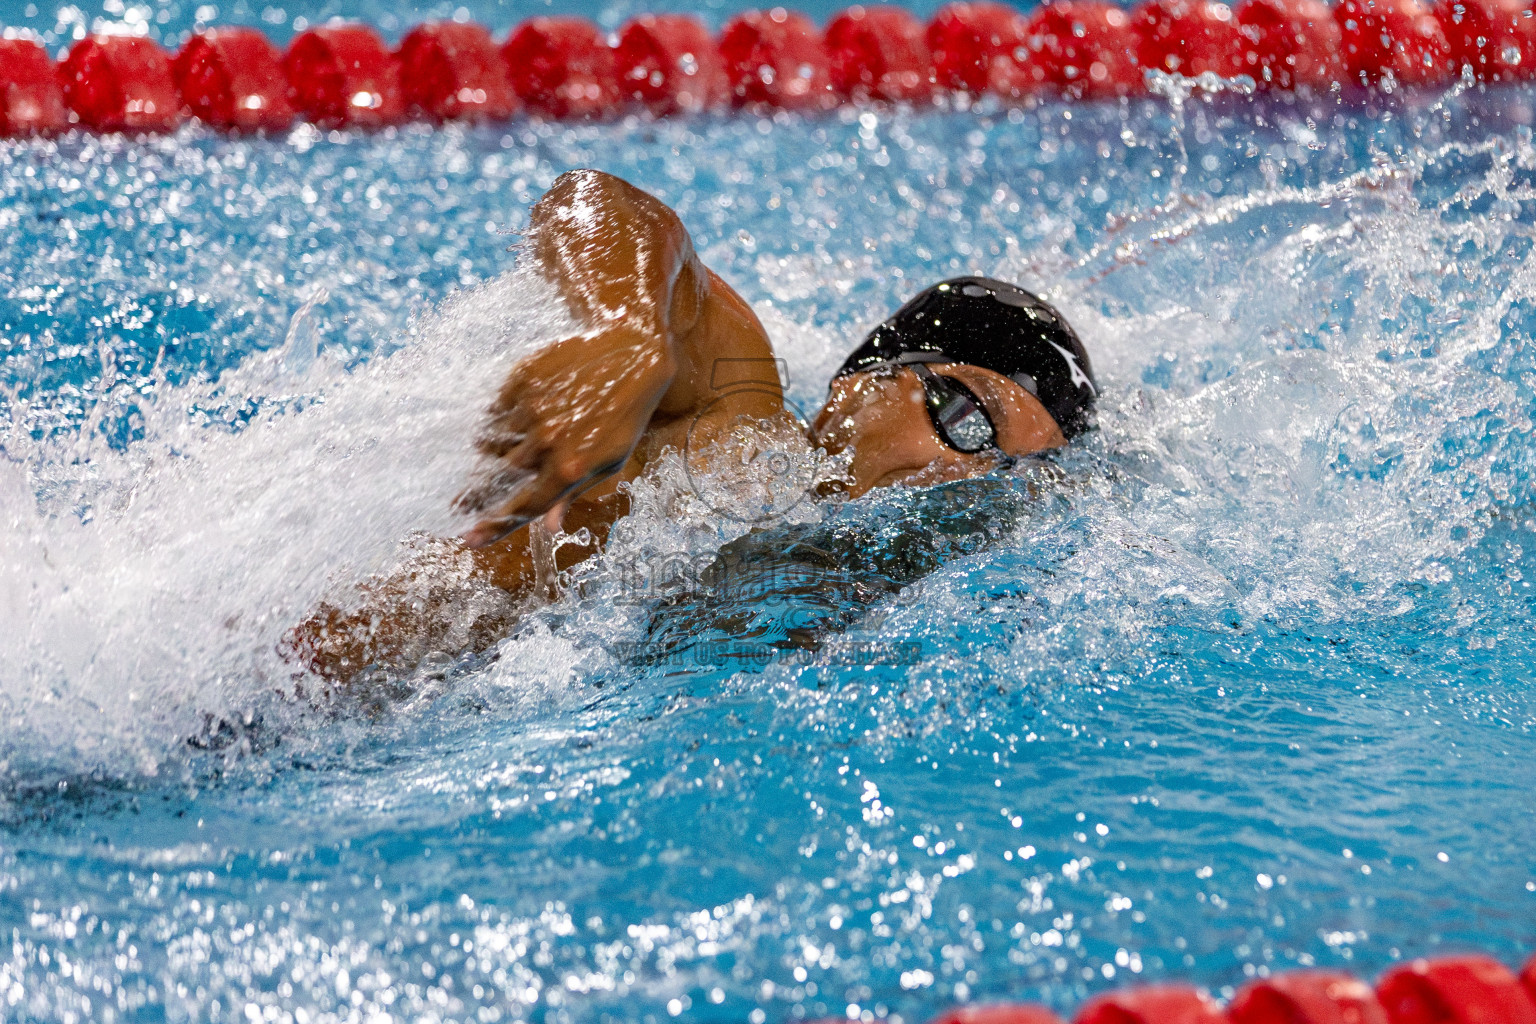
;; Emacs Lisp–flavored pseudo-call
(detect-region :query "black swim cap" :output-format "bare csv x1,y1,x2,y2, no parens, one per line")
835,277,1098,438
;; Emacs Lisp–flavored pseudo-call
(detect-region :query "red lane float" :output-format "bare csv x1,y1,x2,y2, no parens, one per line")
1235,0,1346,88
926,1,1029,93
1074,984,1227,1024
718,8,836,109
58,35,183,132
173,27,294,130
1135,0,1254,78
995,0,1142,99
1375,955,1536,1024
825,4,935,101
397,21,515,121
9,0,1536,139
0,37,68,135
1524,955,1536,1006
1228,972,1389,1024
503,16,621,118
1333,0,1454,85
1432,0,1536,79
614,14,728,112
929,1004,1066,1024
284,25,403,127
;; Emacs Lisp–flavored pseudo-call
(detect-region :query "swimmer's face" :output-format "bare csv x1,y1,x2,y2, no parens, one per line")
810,363,1066,498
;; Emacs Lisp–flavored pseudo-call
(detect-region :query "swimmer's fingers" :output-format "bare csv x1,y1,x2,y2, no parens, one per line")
454,394,561,517
452,414,581,538
471,389,538,460
460,456,624,549
457,415,638,545
456,467,542,548
452,460,537,518
453,415,576,519
461,510,536,551
469,346,620,465
457,327,672,548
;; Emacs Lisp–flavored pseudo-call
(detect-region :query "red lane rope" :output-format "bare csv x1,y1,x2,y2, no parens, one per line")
903,953,1536,1024
3,0,1535,135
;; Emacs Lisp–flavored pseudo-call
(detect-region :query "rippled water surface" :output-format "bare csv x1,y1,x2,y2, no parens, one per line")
2,36,1536,1024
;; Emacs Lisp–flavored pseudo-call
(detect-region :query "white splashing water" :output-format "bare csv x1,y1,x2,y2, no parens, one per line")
1000,129,1536,635
0,267,578,783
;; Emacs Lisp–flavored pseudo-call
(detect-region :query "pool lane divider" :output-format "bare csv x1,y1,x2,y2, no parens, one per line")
902,953,1536,1024
3,0,1536,135
176,26,296,130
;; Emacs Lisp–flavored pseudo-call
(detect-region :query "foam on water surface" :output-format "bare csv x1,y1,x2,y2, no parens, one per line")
0,82,1534,1022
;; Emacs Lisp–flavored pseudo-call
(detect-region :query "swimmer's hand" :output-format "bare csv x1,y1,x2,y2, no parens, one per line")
454,168,765,551
454,322,675,548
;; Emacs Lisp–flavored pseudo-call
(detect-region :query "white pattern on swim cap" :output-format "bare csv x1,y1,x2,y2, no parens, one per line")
1046,338,1096,395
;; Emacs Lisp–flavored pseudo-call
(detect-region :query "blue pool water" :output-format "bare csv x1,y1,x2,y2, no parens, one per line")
3,6,1536,1019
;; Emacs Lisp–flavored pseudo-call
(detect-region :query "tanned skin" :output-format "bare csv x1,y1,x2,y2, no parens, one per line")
288,169,1066,686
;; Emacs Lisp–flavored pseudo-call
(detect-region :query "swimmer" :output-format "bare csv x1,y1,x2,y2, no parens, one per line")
290,169,1096,686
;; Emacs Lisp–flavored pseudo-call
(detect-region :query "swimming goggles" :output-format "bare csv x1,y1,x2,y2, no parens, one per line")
910,363,998,454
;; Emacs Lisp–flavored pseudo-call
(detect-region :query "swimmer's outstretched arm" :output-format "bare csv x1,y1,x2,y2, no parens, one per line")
456,168,785,553
287,170,785,685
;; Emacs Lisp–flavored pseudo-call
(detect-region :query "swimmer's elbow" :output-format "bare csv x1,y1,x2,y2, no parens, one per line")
530,169,688,255
545,167,626,195
528,169,702,337
533,169,631,228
